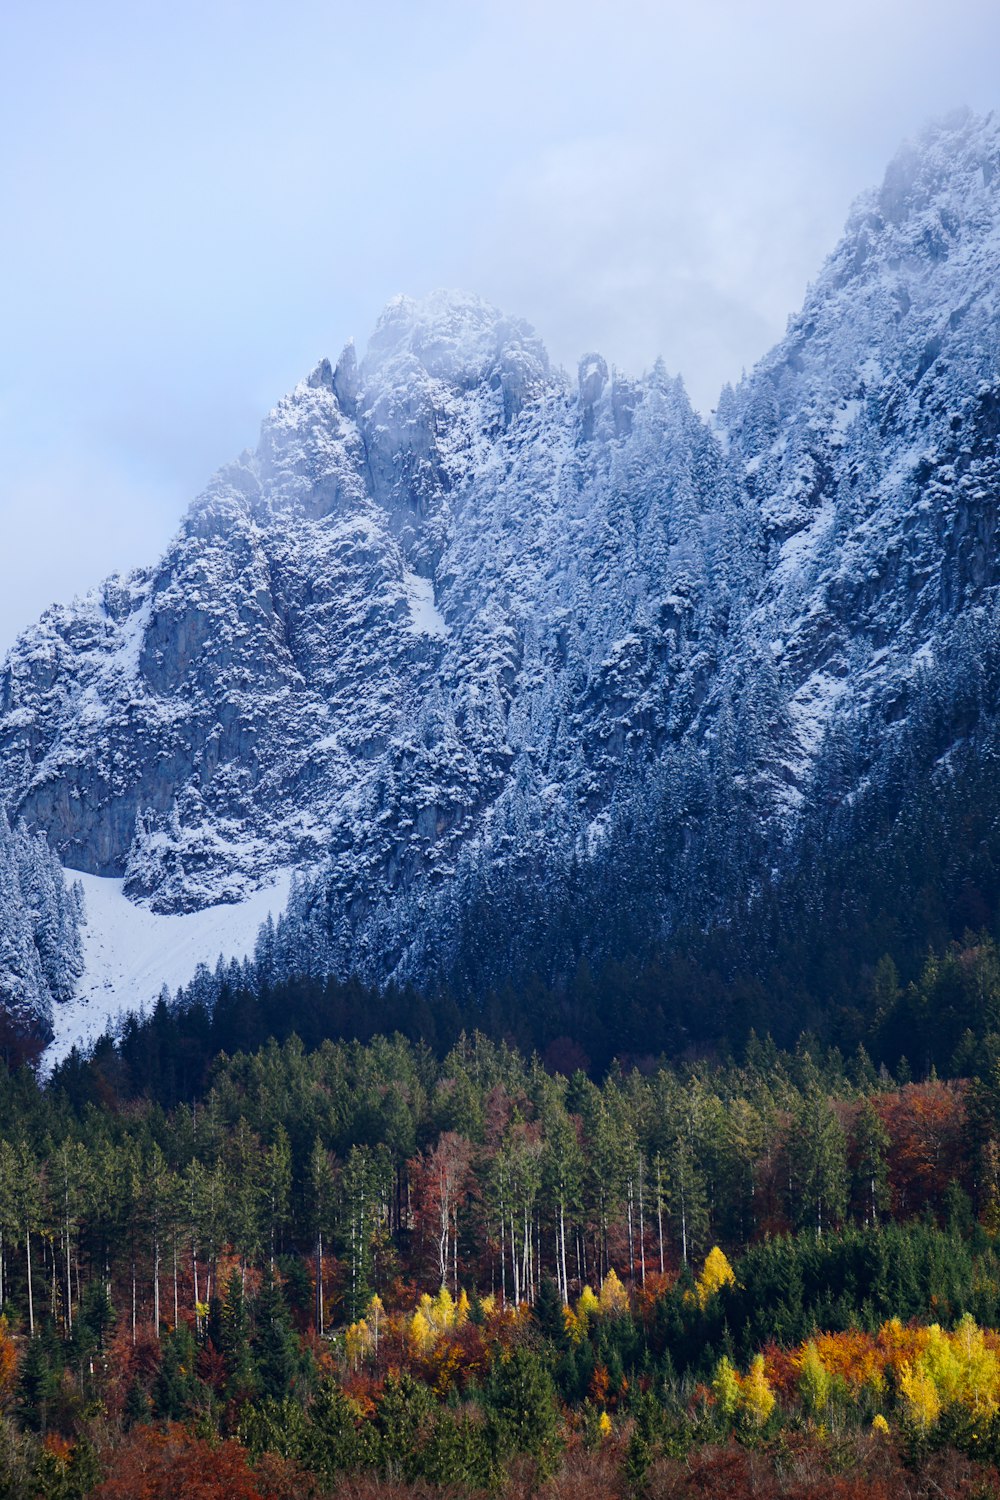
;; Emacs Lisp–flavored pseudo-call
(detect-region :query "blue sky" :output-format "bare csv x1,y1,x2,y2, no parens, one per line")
2,0,999,650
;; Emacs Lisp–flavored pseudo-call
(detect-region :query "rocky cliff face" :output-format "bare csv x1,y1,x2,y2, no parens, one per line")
2,111,999,1016
0,292,746,925
717,107,1000,807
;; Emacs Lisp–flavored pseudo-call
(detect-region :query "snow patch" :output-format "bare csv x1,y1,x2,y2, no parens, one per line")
788,670,849,759
44,868,293,1069
829,399,861,441
777,502,835,580
403,571,449,638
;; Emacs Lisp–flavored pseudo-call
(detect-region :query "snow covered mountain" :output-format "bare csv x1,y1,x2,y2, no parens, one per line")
2,109,999,1036
720,106,1000,796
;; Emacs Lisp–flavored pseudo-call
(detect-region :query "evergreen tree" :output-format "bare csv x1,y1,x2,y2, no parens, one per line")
252,1267,301,1401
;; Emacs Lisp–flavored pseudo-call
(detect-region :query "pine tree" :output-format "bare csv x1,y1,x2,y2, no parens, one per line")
485,1346,562,1475
252,1267,300,1401
789,1087,848,1234
853,1099,891,1225
220,1269,257,1404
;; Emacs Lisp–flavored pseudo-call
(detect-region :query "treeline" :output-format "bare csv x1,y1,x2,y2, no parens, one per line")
66,913,1000,1112
228,603,1000,1076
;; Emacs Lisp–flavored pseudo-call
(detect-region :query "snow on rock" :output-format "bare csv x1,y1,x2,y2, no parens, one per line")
2,112,1000,1034
403,571,449,638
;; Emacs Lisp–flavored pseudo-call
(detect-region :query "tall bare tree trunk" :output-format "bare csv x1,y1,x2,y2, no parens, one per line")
638,1156,646,1287
65,1221,73,1333
315,1231,324,1336
656,1159,665,1275
153,1231,160,1335
25,1229,33,1337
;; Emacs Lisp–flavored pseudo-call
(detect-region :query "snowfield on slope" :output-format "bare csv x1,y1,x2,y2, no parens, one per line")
44,868,293,1069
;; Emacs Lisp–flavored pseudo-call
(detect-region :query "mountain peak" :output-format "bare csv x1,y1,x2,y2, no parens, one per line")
5,117,1000,1043
871,106,1000,228
362,289,550,390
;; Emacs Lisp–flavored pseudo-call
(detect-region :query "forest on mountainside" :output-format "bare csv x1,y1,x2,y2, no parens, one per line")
3,1031,1000,1493
87,598,1000,1094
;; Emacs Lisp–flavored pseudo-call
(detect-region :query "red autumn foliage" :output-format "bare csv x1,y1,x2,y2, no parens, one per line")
91,1423,265,1500
0,1316,18,1406
102,1327,162,1416
875,1080,967,1215
197,1338,228,1393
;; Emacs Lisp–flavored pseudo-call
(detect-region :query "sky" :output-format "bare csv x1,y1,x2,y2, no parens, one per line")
2,0,999,653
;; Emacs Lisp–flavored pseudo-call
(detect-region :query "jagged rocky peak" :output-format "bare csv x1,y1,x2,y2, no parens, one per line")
2,113,1000,1032
332,339,359,414
0,280,716,925
872,107,999,231
715,108,1000,806
362,289,550,391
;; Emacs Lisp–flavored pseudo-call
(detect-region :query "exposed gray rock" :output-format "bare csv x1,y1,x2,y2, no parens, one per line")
1,113,999,1019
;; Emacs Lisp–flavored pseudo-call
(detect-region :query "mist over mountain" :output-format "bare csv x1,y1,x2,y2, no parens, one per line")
3,109,1000,1050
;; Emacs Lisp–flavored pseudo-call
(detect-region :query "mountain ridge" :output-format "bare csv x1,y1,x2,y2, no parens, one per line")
3,109,1000,1036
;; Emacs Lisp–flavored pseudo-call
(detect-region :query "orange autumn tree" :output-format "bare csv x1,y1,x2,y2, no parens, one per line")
879,1081,966,1217
91,1424,267,1500
0,1315,18,1407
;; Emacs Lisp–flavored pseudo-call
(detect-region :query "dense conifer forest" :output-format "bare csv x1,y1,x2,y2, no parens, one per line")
9,714,1000,1496
5,31,1000,1500
3,1023,1000,1494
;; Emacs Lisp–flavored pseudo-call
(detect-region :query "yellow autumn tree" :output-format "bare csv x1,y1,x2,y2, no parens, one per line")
368,1293,385,1357
921,1323,962,1407
599,1268,629,1314
899,1360,942,1430
695,1247,736,1308
712,1355,741,1419
431,1285,455,1331
409,1307,434,1354
952,1314,1000,1417
345,1318,369,1369
798,1340,831,1416
563,1304,585,1344
739,1355,776,1427
577,1285,600,1323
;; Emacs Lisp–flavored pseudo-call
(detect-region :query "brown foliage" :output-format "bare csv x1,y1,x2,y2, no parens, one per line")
91,1423,266,1500
103,1327,162,1416
310,1476,487,1500
877,1081,967,1216
252,1450,326,1499
639,1434,1000,1499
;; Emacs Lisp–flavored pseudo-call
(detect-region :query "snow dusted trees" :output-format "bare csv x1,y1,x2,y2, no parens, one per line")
0,814,82,1037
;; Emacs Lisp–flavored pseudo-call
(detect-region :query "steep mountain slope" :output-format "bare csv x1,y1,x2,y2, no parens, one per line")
2,110,999,1037
720,106,1000,803
0,295,748,928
